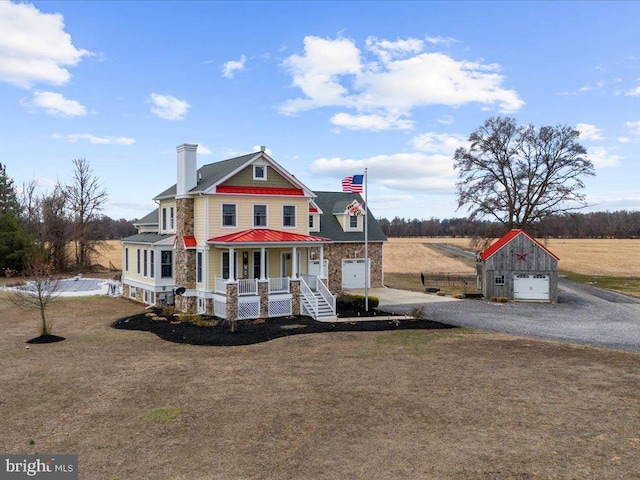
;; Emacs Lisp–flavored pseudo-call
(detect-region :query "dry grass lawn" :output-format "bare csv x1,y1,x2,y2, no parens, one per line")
2,295,640,479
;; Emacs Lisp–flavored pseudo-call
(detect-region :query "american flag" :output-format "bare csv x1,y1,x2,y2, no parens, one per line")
341,174,364,193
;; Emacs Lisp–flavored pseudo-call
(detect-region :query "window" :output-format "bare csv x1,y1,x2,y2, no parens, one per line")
253,165,266,180
253,205,267,227
150,251,155,278
222,204,236,227
309,215,314,228
161,251,173,278
197,251,203,283
162,207,167,231
137,249,141,274
130,286,136,298
125,248,129,272
143,250,148,277
349,215,358,229
283,205,296,227
253,251,267,279
222,251,237,279
169,206,175,231
495,275,505,285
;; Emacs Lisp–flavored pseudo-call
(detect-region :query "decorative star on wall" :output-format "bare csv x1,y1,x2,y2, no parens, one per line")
515,251,528,261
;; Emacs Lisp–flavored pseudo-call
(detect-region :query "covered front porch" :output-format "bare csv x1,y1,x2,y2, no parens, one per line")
206,229,335,321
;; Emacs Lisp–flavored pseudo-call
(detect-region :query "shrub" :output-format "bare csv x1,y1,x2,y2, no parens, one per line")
337,293,379,309
161,306,176,316
410,305,425,320
436,291,447,296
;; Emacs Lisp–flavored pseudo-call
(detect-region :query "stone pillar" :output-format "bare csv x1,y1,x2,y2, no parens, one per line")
175,197,196,313
226,282,238,321
258,280,269,318
123,284,130,298
290,279,301,315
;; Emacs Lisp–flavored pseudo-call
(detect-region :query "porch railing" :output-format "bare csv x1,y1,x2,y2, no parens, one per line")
214,277,227,294
299,276,317,318
316,276,336,313
238,278,258,296
269,277,289,293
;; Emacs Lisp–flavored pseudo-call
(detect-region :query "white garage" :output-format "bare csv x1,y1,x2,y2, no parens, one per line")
513,274,550,301
342,259,369,289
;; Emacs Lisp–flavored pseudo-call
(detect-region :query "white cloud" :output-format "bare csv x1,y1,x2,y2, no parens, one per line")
576,123,604,141
411,132,468,154
0,2,91,88
51,133,135,145
625,120,640,136
197,144,212,155
222,55,246,78
424,34,458,46
331,112,413,131
310,152,455,193
625,86,640,97
618,136,631,143
280,35,524,128
437,114,454,125
588,146,621,168
24,91,87,117
149,93,191,120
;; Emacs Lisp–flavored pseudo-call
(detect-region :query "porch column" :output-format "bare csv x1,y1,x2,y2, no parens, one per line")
319,245,325,278
260,246,266,280
228,247,235,281
292,246,298,278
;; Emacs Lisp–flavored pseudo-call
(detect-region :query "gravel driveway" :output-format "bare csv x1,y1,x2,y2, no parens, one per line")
382,280,640,352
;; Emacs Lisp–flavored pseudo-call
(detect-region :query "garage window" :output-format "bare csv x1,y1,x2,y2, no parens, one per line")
495,275,505,285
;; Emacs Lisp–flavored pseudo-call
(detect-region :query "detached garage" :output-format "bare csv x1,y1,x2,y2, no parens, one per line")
480,229,559,303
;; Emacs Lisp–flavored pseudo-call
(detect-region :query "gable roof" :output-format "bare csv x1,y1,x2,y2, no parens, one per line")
312,191,387,243
154,151,314,200
154,153,256,200
480,229,559,261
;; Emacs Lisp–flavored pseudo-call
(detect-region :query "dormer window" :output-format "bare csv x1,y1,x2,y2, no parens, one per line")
253,165,266,181
349,215,358,229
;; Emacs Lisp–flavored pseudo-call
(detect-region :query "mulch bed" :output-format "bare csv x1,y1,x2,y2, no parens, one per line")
26,334,66,344
112,307,454,346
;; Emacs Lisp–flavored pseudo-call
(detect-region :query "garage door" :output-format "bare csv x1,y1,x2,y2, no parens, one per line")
513,274,549,301
342,259,369,289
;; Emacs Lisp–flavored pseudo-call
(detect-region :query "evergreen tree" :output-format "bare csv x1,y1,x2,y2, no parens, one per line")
0,163,21,216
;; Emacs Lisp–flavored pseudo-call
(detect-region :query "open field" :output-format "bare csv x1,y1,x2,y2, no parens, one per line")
2,295,640,479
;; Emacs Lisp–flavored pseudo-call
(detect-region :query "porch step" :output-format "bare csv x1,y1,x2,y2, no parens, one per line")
301,291,336,321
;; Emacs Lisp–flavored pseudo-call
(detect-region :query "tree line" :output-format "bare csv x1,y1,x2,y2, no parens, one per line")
0,160,135,275
378,210,640,240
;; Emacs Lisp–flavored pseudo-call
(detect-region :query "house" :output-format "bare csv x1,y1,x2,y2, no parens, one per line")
479,229,559,302
120,144,387,321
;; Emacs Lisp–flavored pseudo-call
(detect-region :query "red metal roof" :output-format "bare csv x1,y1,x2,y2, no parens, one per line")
479,229,559,261
183,235,197,248
208,228,330,244
216,185,304,196
309,207,318,213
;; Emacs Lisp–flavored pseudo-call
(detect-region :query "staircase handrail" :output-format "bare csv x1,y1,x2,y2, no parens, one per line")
316,278,336,315
299,276,317,318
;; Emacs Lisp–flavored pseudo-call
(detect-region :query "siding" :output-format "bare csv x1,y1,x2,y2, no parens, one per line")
207,195,310,238
220,164,294,189
193,196,206,243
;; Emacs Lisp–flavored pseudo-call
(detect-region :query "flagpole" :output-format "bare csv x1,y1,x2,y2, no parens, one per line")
364,167,369,312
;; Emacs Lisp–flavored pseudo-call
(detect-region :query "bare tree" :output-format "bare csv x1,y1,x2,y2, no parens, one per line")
8,249,60,337
454,117,595,230
41,184,71,272
65,159,108,268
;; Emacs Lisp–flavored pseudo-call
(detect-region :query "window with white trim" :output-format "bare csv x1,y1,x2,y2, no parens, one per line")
169,206,175,231
253,165,266,180
161,251,173,278
283,205,296,227
349,215,358,229
137,249,141,274
253,204,267,227
125,247,129,272
197,251,203,283
222,204,236,227
130,286,137,298
150,251,155,278
162,207,167,231
143,250,148,277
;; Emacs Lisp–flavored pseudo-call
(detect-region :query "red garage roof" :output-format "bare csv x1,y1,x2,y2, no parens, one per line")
480,229,559,261
216,185,305,196
208,228,330,244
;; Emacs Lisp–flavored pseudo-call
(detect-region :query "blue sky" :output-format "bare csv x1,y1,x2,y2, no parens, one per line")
2,1,640,222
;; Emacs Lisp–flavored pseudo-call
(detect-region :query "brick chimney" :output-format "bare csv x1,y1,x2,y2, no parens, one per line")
176,143,198,198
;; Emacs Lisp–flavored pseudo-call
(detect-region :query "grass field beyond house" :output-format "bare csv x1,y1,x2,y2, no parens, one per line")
1,295,640,479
